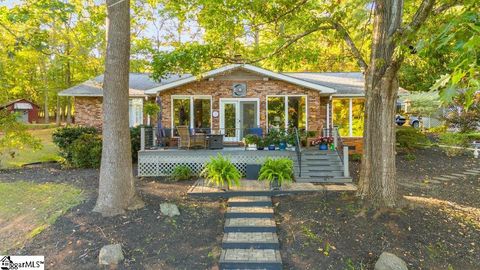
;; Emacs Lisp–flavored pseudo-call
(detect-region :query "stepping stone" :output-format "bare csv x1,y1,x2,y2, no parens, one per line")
222,232,279,249
226,207,274,218
442,175,457,179
219,248,282,270
450,173,467,178
426,179,441,184
466,169,480,173
228,196,272,207
463,172,479,175
432,177,452,181
224,218,277,233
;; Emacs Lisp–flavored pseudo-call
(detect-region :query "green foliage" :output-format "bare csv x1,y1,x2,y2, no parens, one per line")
52,126,98,161
130,126,143,162
443,93,480,133
350,153,362,162
438,133,467,156
144,102,160,116
70,134,102,168
404,153,417,161
0,110,41,167
258,158,294,186
265,129,286,146
396,127,430,150
170,165,194,181
244,134,259,145
201,154,242,188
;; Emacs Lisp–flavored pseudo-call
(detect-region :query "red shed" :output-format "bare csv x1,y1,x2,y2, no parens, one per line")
0,99,40,123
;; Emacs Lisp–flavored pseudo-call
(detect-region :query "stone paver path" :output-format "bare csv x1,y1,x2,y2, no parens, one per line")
399,167,479,189
219,196,282,270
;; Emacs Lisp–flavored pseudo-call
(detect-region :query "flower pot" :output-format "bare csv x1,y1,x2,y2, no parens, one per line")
319,143,328,150
279,142,287,150
268,144,276,151
247,144,257,150
270,178,281,190
257,146,265,150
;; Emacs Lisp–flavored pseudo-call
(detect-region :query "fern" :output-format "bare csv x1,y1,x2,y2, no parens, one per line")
200,154,242,188
258,157,294,186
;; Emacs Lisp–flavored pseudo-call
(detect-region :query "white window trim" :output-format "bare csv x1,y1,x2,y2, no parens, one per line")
171,95,213,131
266,95,308,131
332,97,365,137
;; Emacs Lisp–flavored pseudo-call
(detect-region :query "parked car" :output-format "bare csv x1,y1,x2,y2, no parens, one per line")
396,115,406,126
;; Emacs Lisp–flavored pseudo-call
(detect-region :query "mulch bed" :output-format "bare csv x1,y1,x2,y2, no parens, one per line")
0,165,224,270
276,147,480,269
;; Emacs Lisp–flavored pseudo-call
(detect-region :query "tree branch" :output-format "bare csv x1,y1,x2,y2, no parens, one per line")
331,22,368,70
396,0,436,44
433,0,460,14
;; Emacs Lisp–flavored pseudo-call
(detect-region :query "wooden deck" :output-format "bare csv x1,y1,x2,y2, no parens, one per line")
187,179,357,198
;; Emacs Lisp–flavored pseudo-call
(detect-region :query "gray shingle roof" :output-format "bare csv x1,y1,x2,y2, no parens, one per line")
284,72,365,95
59,73,191,97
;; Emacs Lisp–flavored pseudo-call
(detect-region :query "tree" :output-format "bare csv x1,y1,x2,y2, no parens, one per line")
151,0,473,208
0,110,41,168
93,0,144,216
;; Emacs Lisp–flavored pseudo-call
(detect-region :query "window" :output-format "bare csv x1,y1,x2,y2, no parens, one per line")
172,96,211,133
332,98,365,137
128,98,143,127
267,95,307,130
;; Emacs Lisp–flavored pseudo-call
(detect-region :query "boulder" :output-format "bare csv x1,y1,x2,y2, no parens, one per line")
99,244,124,265
160,203,180,217
374,252,408,270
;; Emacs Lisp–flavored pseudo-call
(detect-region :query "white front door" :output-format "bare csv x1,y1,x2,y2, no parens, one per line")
220,99,259,142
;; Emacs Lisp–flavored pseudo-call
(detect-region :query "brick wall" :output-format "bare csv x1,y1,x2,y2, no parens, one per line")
342,137,363,154
74,97,103,128
159,75,328,133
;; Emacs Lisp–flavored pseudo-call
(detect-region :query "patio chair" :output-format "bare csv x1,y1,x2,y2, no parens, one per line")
177,126,207,149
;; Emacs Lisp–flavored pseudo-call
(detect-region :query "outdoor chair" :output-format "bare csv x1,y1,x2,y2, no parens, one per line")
177,126,207,149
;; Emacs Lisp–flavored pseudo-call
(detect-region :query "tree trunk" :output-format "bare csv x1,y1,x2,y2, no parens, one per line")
44,89,49,124
357,0,403,207
56,96,60,126
93,0,144,217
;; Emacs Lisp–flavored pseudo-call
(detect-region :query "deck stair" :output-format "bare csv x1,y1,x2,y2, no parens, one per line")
294,150,352,183
219,196,282,270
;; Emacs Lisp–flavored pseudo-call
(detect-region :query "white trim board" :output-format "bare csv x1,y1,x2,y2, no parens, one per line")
145,64,336,94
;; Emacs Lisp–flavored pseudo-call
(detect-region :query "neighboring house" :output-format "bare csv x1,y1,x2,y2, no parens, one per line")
59,64,383,151
0,98,39,123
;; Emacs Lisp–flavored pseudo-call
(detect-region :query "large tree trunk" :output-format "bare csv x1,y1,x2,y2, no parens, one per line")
44,89,49,124
93,0,143,217
357,0,403,207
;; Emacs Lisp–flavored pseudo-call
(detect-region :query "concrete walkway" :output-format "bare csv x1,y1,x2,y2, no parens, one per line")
219,196,282,270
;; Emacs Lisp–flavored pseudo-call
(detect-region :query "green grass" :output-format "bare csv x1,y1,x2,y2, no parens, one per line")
0,181,85,253
3,128,60,168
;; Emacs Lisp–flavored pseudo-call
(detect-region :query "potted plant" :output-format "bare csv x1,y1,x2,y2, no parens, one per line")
312,136,334,150
258,157,294,190
256,137,265,150
266,129,280,150
244,134,259,150
278,129,287,151
200,154,242,190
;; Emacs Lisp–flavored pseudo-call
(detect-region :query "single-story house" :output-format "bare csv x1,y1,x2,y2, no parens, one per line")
0,98,39,123
59,64,387,152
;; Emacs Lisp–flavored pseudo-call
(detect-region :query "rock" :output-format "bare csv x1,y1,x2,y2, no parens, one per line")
374,252,408,270
160,203,180,217
99,244,124,265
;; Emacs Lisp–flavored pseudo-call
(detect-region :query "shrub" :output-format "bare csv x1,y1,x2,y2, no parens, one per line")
350,153,362,162
396,127,430,150
130,126,142,162
70,134,102,168
438,132,469,156
52,126,98,161
404,153,417,161
244,134,259,145
258,157,294,186
170,165,193,181
201,154,241,188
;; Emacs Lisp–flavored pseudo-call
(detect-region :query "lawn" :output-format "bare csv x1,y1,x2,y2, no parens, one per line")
3,128,60,168
0,181,85,253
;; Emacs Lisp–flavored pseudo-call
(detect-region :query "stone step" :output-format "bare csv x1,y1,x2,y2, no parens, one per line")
295,164,343,170
222,232,279,249
226,207,274,218
219,249,282,270
224,218,277,233
228,196,272,207
298,171,344,177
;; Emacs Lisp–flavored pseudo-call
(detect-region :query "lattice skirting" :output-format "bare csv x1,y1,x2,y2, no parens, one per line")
138,150,295,177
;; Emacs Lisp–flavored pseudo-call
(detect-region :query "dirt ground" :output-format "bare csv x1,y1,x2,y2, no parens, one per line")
276,147,480,270
1,146,478,269
1,165,224,270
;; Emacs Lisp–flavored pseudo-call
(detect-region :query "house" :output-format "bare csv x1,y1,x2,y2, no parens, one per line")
0,99,39,123
59,64,368,152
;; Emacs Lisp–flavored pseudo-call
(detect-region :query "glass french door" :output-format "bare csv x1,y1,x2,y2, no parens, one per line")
220,99,258,142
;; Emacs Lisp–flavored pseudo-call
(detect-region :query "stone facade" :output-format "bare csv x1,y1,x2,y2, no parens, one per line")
74,97,103,128
158,71,328,133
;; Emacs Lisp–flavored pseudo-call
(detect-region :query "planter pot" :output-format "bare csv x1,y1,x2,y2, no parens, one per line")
279,142,287,150
247,144,257,150
268,144,276,151
319,143,328,150
246,164,261,180
257,146,265,150
270,178,281,190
